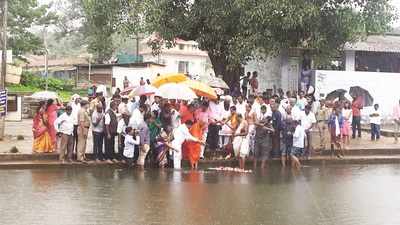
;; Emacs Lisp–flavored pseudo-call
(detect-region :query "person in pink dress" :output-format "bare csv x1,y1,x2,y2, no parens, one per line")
46,98,61,148
195,101,211,159
341,101,352,150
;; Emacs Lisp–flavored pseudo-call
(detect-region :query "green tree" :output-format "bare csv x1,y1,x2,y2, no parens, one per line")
8,0,58,57
122,0,395,87
81,0,128,63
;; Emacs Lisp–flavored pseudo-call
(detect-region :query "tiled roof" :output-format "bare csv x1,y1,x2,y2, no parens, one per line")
344,35,400,53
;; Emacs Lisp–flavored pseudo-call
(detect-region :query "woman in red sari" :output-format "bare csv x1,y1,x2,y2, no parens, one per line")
33,101,54,153
46,99,60,147
183,121,204,170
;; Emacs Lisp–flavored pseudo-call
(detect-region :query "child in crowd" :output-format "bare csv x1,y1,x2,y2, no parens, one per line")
123,127,140,167
369,103,381,141
291,120,306,169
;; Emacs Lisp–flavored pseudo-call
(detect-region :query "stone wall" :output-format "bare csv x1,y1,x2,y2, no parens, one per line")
22,97,40,119
245,55,283,91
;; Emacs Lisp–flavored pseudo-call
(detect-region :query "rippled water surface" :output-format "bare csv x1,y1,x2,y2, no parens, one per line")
1,165,400,225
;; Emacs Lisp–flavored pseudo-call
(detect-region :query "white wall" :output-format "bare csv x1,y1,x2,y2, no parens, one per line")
6,96,22,121
142,54,211,76
313,70,400,119
112,66,162,90
245,55,284,91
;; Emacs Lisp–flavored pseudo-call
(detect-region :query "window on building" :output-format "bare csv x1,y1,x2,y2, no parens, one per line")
192,45,198,50
178,61,189,74
178,44,185,50
7,95,17,112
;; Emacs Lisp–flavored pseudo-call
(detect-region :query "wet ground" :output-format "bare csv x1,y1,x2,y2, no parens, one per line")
0,165,399,225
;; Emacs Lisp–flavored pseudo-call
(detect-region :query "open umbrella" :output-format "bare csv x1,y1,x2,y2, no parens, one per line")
199,76,229,89
349,86,374,106
326,89,347,101
30,91,58,100
120,86,137,96
129,85,158,97
152,73,188,88
181,80,217,100
158,83,197,100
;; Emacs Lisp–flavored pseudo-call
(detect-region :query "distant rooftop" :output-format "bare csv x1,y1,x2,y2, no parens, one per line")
344,34,400,53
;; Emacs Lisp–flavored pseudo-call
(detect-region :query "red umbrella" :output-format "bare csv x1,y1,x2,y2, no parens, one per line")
120,86,137,96
129,85,158,97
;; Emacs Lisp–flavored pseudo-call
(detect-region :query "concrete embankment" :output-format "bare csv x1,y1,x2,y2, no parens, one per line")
0,153,400,169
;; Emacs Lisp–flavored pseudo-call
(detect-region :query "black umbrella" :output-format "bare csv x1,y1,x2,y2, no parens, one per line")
349,86,374,106
326,89,347,101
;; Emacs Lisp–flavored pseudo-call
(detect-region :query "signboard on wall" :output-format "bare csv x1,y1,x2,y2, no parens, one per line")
0,90,7,117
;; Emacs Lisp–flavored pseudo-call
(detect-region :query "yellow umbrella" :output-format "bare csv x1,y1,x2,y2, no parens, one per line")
181,80,218,100
151,73,188,88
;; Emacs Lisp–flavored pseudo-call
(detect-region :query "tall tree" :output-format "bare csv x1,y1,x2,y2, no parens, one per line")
81,0,128,63
8,0,58,57
122,0,395,87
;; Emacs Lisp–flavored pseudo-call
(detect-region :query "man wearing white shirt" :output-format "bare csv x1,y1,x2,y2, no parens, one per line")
369,103,382,141
150,96,162,114
300,105,316,158
235,95,247,116
118,96,129,115
207,99,223,151
171,120,203,169
127,97,138,115
129,104,146,129
289,98,301,121
54,106,74,162
70,96,81,155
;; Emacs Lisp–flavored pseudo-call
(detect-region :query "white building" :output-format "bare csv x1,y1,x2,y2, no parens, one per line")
140,38,214,77
245,49,302,92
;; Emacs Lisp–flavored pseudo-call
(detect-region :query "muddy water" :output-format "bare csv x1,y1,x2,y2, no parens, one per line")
0,165,399,225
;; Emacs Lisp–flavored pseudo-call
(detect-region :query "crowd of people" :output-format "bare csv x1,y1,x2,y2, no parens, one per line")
31,71,384,170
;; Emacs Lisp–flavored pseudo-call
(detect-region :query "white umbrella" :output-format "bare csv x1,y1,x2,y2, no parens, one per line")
158,83,197,100
129,85,158,97
30,91,58,100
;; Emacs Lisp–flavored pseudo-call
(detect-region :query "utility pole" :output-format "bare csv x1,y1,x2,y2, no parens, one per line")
0,0,7,140
43,26,48,91
1,0,7,89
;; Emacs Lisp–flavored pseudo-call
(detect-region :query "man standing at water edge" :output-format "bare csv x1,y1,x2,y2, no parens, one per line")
92,104,105,162
54,106,74,163
70,95,81,159
171,120,204,169
315,99,331,151
300,105,317,159
104,101,119,163
77,100,91,162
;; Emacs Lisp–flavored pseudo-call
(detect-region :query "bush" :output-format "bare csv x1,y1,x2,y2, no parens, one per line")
10,146,19,153
16,135,24,140
20,71,74,91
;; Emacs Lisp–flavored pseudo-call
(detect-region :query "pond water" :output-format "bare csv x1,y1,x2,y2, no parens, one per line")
0,165,399,225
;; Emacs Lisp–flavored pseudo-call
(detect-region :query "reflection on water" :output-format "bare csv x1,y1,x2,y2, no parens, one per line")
0,165,400,225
